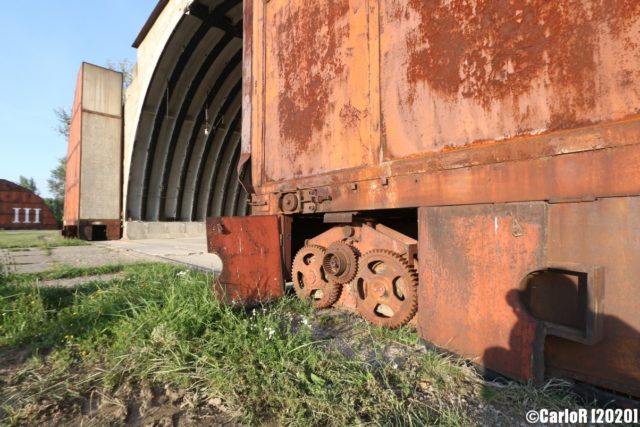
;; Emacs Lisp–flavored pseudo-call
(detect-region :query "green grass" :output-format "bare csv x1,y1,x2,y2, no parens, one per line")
0,230,85,250
0,263,583,426
0,264,133,287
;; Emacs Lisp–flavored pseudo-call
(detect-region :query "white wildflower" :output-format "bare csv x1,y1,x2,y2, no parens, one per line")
391,363,398,370
301,317,310,327
264,327,276,340
251,308,257,317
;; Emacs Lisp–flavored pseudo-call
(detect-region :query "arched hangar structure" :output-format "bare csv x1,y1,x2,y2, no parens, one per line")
124,0,246,237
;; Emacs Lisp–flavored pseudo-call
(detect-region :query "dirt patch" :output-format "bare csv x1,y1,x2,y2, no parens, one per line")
0,349,238,427
44,383,239,427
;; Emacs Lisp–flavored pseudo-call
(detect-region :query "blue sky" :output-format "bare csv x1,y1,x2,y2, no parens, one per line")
0,1,157,198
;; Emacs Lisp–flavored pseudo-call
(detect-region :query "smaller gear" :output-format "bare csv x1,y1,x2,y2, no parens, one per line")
354,250,418,328
292,245,342,309
322,241,358,284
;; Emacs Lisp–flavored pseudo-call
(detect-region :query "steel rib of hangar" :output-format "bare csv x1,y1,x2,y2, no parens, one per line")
127,0,247,222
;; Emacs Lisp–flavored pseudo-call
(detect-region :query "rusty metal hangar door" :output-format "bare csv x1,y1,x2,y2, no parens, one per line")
126,0,247,223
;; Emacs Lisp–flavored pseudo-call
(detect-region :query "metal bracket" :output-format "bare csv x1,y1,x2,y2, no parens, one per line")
525,264,605,345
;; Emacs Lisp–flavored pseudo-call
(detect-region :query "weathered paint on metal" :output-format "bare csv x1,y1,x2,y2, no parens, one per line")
418,203,547,382
261,0,377,182
381,0,640,159
206,216,285,305
544,198,640,397
249,0,640,193
0,180,58,230
255,116,640,216
418,199,640,397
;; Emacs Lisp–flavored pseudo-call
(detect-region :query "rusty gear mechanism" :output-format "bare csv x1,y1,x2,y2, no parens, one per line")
322,241,358,284
292,245,342,309
354,249,418,328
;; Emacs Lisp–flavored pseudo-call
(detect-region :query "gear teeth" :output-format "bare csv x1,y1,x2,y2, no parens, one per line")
291,245,342,309
354,249,419,329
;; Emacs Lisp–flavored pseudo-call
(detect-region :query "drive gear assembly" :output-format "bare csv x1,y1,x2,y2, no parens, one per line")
354,249,418,328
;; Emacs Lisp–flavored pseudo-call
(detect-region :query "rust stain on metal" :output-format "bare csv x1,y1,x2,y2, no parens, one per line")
403,1,597,107
263,0,374,181
418,204,546,382
402,0,640,107
275,1,350,156
207,216,284,305
379,0,640,158
543,198,640,397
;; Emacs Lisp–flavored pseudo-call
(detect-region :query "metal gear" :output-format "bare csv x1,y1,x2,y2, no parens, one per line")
354,249,418,328
292,245,342,309
322,241,358,284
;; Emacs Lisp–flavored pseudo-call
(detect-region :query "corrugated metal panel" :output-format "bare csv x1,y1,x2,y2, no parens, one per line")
126,0,248,222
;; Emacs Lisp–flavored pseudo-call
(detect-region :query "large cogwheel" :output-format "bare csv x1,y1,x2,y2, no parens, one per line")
354,249,418,328
292,245,342,309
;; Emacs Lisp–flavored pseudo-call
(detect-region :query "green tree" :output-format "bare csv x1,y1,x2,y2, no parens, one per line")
53,106,71,139
50,106,70,226
18,176,39,194
47,157,66,200
44,197,63,227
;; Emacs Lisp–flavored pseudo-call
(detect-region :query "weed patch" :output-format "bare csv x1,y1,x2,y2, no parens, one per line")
0,263,585,426
0,230,85,250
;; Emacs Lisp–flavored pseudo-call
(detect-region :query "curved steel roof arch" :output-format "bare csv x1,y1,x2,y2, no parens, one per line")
126,0,245,223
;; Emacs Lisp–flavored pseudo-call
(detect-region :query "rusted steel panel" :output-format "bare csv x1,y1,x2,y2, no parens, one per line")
261,0,377,181
257,116,640,197
380,1,640,160
251,0,640,196
418,199,640,397
418,203,547,382
206,216,284,305
0,180,58,230
544,198,640,397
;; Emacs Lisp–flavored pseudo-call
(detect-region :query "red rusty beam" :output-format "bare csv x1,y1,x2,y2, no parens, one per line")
252,131,640,216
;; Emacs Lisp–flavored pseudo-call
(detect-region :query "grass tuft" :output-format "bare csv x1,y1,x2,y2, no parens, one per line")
0,263,585,426
0,230,85,250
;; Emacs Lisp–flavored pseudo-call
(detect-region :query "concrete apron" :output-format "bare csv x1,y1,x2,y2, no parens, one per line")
96,236,221,273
